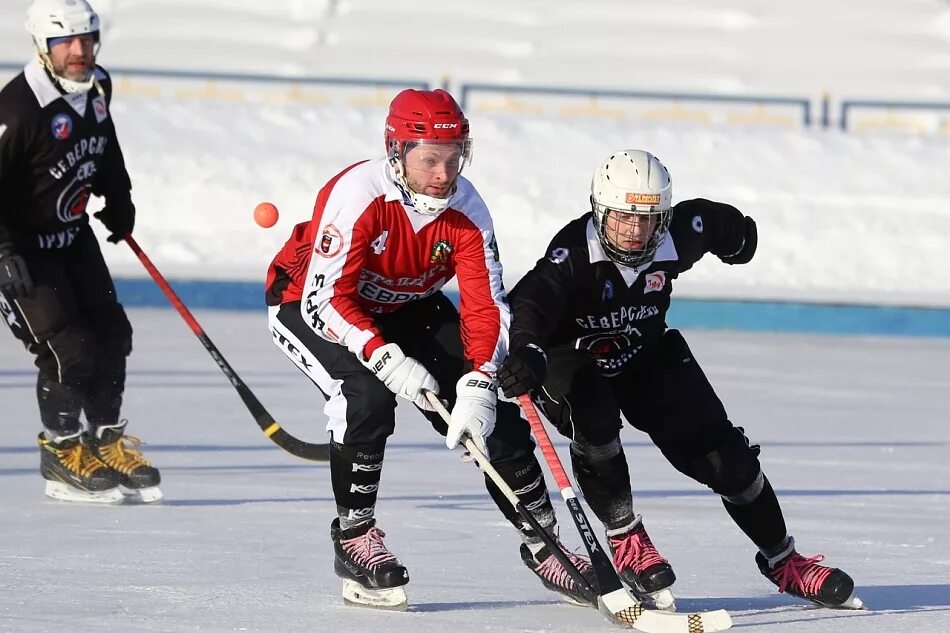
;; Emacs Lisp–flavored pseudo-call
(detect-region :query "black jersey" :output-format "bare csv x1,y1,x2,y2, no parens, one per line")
509,198,750,375
0,59,131,251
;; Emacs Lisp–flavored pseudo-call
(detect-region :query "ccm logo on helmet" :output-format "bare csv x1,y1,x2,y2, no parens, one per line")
433,123,458,129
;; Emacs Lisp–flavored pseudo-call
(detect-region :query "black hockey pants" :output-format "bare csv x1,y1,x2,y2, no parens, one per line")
0,226,132,434
269,291,554,532
537,329,763,498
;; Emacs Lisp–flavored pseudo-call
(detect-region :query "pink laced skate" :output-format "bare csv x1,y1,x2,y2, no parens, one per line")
534,546,594,590
768,552,833,598
521,541,596,606
609,527,669,577
340,525,399,571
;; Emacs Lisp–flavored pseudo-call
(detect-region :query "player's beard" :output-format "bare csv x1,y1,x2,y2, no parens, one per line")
54,55,94,82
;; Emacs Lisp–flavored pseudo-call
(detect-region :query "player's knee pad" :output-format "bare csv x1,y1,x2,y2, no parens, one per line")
689,426,763,501
570,436,623,462
92,303,133,357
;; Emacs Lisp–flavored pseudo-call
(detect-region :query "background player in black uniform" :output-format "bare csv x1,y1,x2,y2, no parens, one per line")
0,0,159,504
497,149,861,610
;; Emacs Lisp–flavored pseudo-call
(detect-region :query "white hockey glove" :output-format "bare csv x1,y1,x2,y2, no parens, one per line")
446,371,497,456
361,342,439,411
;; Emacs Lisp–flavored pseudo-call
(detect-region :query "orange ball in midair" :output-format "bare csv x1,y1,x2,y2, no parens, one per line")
254,202,279,228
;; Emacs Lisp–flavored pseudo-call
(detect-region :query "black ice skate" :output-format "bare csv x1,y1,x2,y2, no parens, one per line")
756,537,864,609
331,518,409,610
520,540,598,607
87,420,163,503
38,431,123,504
608,518,677,611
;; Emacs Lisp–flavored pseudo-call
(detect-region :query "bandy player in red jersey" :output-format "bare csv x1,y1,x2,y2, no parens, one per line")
265,90,596,610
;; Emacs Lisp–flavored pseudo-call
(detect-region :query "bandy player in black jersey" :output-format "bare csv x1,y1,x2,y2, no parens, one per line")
497,149,863,610
266,89,597,609
0,0,160,504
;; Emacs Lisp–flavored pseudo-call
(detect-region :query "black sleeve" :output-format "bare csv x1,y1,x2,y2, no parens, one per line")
508,235,577,350
674,198,750,259
92,69,133,202
0,103,23,246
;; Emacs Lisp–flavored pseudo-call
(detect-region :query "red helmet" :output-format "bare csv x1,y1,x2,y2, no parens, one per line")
385,89,470,156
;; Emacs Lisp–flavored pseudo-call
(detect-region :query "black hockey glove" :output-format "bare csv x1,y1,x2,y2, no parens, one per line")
0,244,35,299
720,216,757,265
498,343,547,399
94,195,136,244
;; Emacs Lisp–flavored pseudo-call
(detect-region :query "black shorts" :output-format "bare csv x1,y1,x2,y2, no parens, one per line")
268,292,535,459
1,226,131,386
537,329,734,469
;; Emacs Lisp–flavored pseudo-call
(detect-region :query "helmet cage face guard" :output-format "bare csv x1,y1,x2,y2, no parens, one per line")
592,199,672,268
387,137,474,215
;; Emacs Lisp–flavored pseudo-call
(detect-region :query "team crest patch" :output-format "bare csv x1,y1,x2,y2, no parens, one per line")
315,224,343,258
644,271,666,294
51,113,72,140
430,239,453,264
92,96,108,123
602,280,614,301
549,247,569,264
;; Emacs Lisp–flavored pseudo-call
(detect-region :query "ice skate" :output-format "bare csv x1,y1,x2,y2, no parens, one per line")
38,431,123,504
521,539,598,607
608,518,677,611
88,420,163,503
331,518,409,611
756,537,864,609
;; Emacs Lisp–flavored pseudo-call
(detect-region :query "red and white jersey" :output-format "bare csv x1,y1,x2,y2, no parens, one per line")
265,157,510,374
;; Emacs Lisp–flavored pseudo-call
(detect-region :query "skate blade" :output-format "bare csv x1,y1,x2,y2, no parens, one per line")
341,579,408,611
834,592,866,610
44,481,124,504
122,486,163,504
645,588,676,612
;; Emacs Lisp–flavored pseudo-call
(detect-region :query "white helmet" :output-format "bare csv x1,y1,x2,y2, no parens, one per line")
590,149,673,268
26,0,101,93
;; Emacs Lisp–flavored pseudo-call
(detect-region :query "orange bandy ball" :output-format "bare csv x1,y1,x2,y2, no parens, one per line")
254,202,279,228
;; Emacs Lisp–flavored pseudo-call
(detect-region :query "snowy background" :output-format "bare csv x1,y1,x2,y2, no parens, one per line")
1,0,949,307
1,2,950,633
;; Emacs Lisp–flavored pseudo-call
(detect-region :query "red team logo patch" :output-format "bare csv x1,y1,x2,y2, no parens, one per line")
316,224,344,258
644,271,666,293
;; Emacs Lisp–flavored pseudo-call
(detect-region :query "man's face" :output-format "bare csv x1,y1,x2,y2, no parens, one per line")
402,143,463,199
48,34,96,82
603,208,658,252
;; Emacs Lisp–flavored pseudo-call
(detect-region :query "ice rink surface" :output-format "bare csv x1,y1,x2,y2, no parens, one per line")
1,309,949,633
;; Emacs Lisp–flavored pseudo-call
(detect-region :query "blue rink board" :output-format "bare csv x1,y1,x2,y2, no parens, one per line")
114,277,950,338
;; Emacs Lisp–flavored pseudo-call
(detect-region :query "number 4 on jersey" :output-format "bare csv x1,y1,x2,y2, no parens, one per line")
370,231,389,255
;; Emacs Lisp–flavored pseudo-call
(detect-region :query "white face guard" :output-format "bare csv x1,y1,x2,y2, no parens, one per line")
590,150,673,267
390,138,473,215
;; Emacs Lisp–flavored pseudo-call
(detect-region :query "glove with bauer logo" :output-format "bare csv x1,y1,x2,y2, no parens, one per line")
446,371,496,456
360,342,439,411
